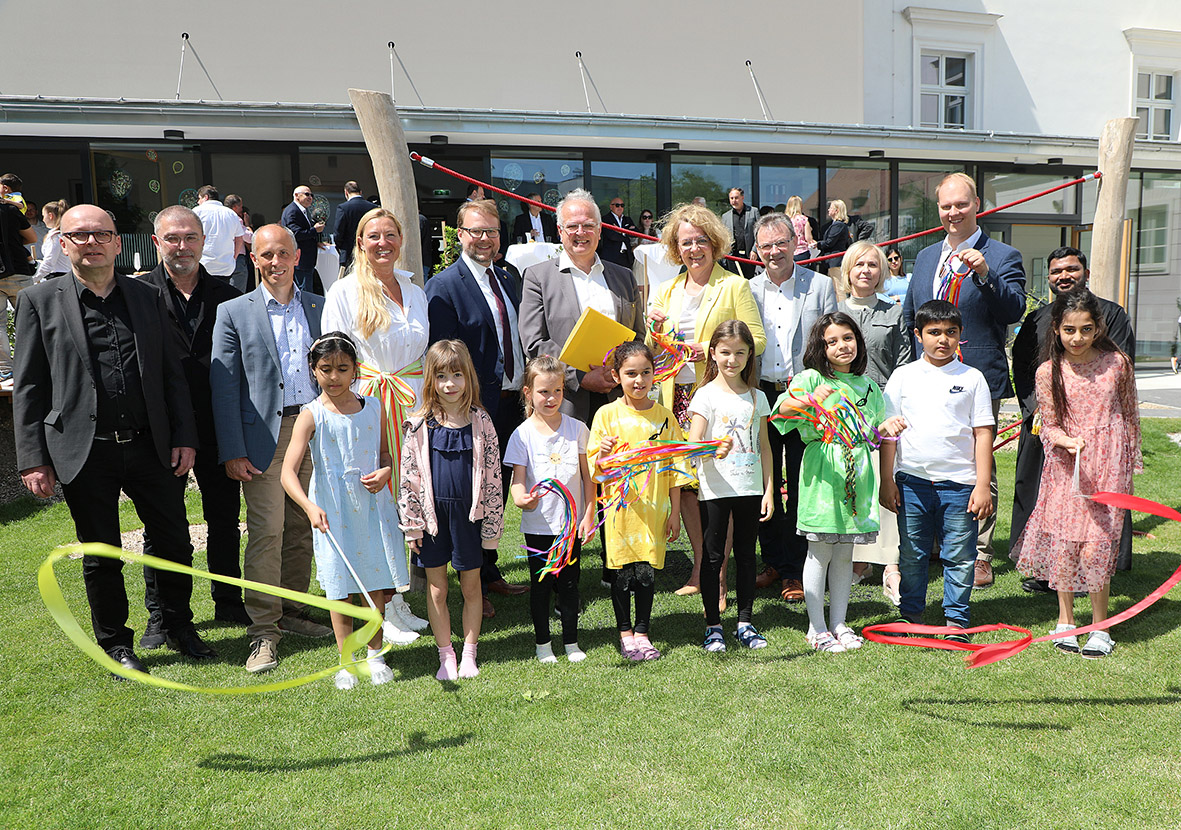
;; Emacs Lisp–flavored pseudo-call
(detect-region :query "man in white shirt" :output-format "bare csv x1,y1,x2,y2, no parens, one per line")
193,186,246,283
519,188,644,423
747,212,836,602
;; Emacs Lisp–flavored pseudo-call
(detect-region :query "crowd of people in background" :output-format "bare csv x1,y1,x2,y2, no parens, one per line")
6,167,1143,683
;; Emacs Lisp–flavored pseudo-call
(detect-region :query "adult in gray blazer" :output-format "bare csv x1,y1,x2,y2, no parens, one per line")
722,187,758,278
747,212,837,602
519,188,645,423
211,224,329,675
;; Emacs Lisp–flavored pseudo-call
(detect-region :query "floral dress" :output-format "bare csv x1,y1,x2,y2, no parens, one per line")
1013,351,1141,592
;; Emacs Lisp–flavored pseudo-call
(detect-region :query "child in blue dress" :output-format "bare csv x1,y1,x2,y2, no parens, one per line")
282,332,410,690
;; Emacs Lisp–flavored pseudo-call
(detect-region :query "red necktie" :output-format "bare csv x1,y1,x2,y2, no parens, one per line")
485,268,514,381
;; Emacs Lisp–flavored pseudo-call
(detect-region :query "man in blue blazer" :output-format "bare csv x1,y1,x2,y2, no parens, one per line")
331,181,374,277
426,198,529,612
902,172,1026,588
281,185,326,292
211,224,329,673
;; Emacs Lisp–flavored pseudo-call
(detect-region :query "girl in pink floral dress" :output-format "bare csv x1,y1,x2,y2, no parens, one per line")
1012,290,1141,658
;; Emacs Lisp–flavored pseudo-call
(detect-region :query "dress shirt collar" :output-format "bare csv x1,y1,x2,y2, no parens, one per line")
461,252,498,281
940,226,982,256
558,250,604,278
260,279,300,308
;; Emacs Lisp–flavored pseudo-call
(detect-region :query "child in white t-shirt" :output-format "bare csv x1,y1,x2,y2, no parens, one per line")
880,300,994,640
687,320,774,652
505,356,596,664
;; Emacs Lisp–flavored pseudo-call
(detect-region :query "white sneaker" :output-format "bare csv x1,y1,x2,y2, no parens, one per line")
535,642,558,664
334,668,358,690
367,655,394,685
565,643,587,663
382,620,420,646
390,594,430,631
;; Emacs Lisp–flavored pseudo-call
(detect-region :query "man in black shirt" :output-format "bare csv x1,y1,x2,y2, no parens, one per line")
138,206,246,644
14,204,215,677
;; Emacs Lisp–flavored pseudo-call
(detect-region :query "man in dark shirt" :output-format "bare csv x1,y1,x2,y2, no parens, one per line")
138,206,246,645
14,205,214,677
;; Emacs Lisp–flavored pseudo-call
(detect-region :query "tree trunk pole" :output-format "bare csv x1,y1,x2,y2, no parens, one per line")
1090,117,1138,304
348,88,423,287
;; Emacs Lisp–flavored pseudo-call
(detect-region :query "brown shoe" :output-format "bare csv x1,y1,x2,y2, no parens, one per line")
780,578,804,602
482,596,496,619
755,565,780,589
488,578,530,596
245,637,279,674
973,559,994,588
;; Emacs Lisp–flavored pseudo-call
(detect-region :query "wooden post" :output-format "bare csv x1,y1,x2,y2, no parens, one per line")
347,88,423,287
1090,117,1139,304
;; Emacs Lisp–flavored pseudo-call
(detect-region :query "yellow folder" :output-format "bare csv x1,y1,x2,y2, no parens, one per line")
558,308,638,372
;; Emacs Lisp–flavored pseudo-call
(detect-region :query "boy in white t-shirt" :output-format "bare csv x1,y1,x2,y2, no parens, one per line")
880,300,995,639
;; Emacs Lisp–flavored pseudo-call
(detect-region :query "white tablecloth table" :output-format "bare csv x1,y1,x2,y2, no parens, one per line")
505,242,561,274
632,242,683,306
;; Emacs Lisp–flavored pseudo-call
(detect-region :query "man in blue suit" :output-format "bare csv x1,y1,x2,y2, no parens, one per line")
211,224,330,674
903,172,1026,588
281,185,326,292
331,180,374,278
426,198,529,614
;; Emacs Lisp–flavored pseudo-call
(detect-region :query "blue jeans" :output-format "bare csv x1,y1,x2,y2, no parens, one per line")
895,472,978,628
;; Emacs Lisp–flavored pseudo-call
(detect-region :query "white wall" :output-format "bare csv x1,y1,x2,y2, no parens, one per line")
0,0,863,123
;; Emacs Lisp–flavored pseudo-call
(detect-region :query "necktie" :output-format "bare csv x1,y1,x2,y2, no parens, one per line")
485,268,514,381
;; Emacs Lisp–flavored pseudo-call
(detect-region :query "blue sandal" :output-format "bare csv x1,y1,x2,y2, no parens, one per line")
703,627,726,653
736,625,767,650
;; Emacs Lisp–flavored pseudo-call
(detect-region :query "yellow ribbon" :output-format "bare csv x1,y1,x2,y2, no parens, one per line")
39,543,388,694
357,359,422,492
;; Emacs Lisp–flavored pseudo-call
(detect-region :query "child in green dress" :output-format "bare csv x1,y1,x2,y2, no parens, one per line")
774,312,906,653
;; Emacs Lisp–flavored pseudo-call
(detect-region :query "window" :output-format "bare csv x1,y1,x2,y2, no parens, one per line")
1135,71,1174,141
920,52,971,129
669,155,751,215
1138,204,1168,269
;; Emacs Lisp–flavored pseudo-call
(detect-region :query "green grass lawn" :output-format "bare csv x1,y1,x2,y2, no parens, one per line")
4,422,1181,829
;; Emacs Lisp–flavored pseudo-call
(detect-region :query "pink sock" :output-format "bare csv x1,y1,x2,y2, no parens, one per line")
436,645,457,681
458,642,479,678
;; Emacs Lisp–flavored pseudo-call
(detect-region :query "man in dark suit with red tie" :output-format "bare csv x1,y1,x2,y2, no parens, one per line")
426,199,529,613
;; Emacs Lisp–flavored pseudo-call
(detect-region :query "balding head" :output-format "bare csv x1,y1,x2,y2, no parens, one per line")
250,223,300,297
59,204,121,281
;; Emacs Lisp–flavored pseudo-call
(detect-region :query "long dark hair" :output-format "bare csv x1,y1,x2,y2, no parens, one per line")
1039,288,1126,425
701,319,757,387
802,312,868,379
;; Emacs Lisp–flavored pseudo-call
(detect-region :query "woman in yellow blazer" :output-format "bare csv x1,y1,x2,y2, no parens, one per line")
647,202,766,602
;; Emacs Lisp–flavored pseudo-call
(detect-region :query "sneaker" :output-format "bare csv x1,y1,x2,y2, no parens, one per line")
564,643,587,662
278,612,333,638
245,637,279,673
1051,623,1080,654
944,625,972,645
536,642,558,664
367,655,394,685
389,594,429,631
139,611,166,649
1080,630,1114,659
833,624,862,650
382,602,420,645
703,626,726,653
334,668,358,690
736,624,768,650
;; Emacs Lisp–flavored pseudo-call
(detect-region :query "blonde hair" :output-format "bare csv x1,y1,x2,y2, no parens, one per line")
352,208,404,340
416,340,482,418
785,195,804,217
659,202,733,267
935,171,978,202
520,355,565,416
828,200,848,223
840,241,888,295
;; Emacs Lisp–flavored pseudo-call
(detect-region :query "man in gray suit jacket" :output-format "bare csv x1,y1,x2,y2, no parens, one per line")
747,212,837,602
211,224,329,674
723,188,758,278
519,189,645,423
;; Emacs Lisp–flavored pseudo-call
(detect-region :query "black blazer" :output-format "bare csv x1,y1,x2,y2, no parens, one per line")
13,273,198,484
598,213,637,267
425,258,520,418
139,264,241,450
332,196,375,270
511,210,558,244
281,201,320,270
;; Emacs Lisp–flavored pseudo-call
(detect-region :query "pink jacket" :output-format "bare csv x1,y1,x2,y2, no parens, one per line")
397,407,503,544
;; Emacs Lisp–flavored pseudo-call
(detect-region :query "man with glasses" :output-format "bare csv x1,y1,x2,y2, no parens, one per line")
597,197,637,268
138,206,247,643
14,204,215,677
426,198,530,615
281,185,327,292
722,187,758,278
747,212,837,603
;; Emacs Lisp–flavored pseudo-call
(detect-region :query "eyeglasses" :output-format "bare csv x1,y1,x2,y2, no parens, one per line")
561,222,599,234
678,236,712,250
756,239,792,253
160,233,201,247
63,230,116,244
459,226,500,238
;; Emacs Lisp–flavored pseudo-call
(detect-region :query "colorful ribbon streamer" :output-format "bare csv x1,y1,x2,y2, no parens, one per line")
521,478,580,577
594,439,724,515
39,544,387,692
357,358,423,493
862,492,1181,668
772,390,883,451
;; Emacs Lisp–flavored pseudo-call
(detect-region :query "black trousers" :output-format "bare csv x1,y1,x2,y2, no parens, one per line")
483,392,525,590
525,533,582,645
144,444,242,612
757,381,808,580
702,496,760,625
1011,413,1132,571
610,563,655,634
60,434,194,650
